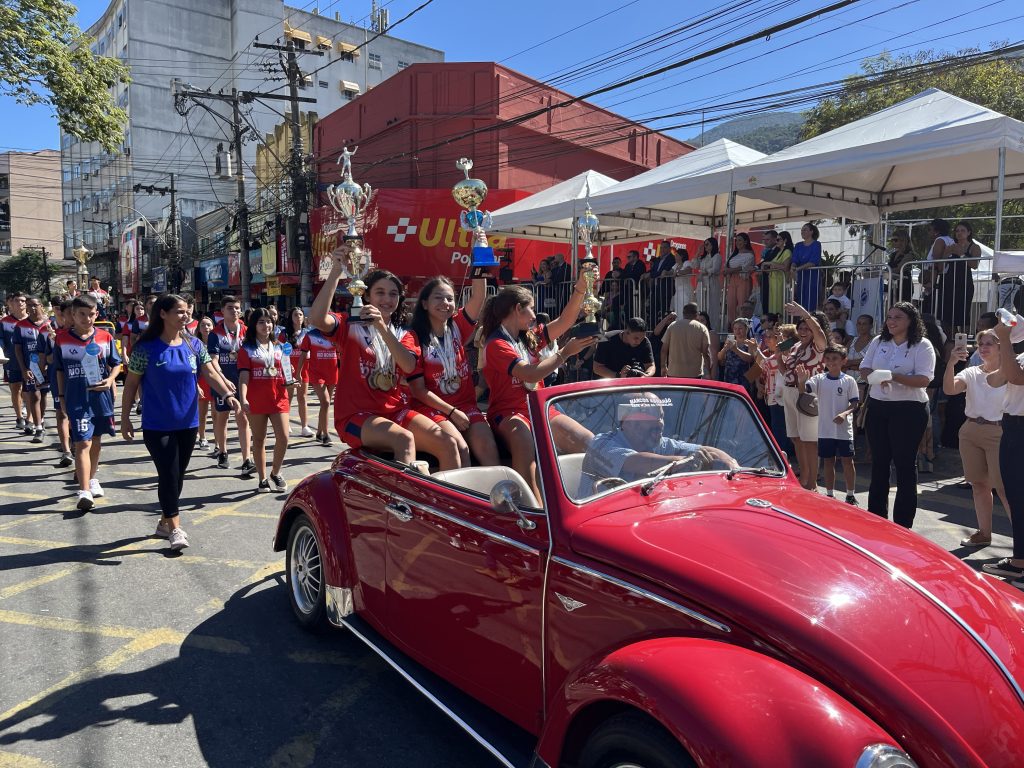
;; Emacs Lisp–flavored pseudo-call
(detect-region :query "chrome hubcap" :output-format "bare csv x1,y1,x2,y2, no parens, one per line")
290,526,322,614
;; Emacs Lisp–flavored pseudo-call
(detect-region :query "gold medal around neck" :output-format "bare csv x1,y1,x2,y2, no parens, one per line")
228,351,238,362
372,370,395,391
441,375,461,394
267,366,277,377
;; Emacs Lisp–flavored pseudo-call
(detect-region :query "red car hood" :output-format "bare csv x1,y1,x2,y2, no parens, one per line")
569,480,1024,766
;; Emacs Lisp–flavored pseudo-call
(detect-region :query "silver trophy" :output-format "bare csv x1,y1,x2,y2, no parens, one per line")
569,203,603,339
452,158,498,268
325,146,375,321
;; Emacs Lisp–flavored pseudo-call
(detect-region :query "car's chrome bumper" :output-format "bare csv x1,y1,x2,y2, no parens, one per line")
325,585,354,627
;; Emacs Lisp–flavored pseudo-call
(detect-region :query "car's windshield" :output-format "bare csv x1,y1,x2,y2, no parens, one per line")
548,385,784,501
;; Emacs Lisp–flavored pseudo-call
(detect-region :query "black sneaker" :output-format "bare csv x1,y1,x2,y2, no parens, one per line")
57,452,73,468
217,452,229,469
982,558,1024,579
320,434,332,447
270,474,287,492
134,403,142,416
257,479,271,493
845,493,858,505
239,458,256,476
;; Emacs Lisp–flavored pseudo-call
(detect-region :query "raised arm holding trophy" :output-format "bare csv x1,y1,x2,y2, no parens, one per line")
325,146,375,322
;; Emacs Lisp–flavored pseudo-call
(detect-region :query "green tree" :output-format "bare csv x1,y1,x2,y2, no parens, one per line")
802,48,1024,251
0,0,130,150
0,248,53,298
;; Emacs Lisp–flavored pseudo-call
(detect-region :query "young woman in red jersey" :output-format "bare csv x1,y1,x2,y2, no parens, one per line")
300,323,340,447
280,306,312,438
309,247,461,469
237,308,291,493
404,275,497,467
479,276,597,499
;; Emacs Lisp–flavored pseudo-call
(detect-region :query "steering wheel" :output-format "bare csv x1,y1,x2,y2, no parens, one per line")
593,476,627,490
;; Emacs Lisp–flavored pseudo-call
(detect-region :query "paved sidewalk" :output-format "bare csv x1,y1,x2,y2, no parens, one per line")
0,399,1016,767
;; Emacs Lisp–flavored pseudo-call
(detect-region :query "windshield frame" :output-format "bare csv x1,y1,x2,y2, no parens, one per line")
545,382,787,504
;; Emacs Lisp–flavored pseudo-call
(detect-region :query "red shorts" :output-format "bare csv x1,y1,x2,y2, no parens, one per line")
337,407,419,450
308,360,339,386
198,377,211,401
246,380,289,414
488,409,531,432
290,356,308,384
422,405,487,426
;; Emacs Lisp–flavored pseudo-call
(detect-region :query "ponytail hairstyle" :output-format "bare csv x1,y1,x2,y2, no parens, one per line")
410,276,456,347
363,269,407,327
243,307,273,347
479,285,539,352
139,294,187,343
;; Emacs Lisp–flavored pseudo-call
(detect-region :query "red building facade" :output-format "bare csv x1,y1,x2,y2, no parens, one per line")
314,62,693,193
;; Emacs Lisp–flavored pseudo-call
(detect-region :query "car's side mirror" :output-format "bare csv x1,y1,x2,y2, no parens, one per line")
490,480,537,531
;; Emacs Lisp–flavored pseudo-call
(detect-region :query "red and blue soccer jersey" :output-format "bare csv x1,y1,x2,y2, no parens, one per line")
323,312,408,429
237,342,289,414
299,327,339,385
14,317,52,366
401,309,477,412
1,314,20,360
482,323,550,422
53,328,121,418
207,321,246,379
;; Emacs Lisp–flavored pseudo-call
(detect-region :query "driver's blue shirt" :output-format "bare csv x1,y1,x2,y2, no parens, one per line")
579,430,701,497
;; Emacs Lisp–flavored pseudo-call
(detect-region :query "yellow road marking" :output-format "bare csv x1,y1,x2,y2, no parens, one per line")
0,564,91,600
0,491,52,502
0,751,58,767
196,562,283,614
0,513,51,532
0,535,275,570
0,629,178,724
0,609,142,639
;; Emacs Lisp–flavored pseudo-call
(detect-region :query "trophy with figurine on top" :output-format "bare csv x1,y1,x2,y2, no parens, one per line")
325,146,375,321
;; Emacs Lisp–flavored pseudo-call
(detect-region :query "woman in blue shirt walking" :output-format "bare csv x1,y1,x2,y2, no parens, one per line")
121,294,239,551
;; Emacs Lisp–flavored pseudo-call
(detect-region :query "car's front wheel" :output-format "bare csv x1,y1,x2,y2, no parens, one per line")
286,513,327,630
579,712,696,768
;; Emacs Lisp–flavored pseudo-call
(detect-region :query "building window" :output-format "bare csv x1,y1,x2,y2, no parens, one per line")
398,61,409,70
343,90,356,101
339,52,354,63
318,80,328,89
368,53,382,70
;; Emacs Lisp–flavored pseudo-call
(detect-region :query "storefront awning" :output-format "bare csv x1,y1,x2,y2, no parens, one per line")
336,41,360,56
316,35,332,50
341,80,361,93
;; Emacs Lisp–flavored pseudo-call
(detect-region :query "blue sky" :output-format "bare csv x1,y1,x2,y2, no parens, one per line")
1,0,1020,152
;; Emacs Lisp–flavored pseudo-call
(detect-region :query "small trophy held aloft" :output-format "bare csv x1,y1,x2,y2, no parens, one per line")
452,158,499,269
569,203,603,339
325,146,374,322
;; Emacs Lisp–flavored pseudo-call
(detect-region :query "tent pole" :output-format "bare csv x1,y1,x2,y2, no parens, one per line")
995,146,1006,255
723,191,736,330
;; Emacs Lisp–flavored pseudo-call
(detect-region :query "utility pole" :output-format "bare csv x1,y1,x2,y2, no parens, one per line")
133,173,180,291
254,40,323,308
173,80,316,309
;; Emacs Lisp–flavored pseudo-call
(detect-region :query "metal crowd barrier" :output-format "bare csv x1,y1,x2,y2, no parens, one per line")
898,256,994,333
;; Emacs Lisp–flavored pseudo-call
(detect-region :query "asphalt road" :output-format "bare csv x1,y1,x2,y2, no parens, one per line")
0,395,1016,767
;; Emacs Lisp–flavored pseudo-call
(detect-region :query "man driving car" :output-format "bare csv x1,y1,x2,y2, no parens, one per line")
578,392,737,496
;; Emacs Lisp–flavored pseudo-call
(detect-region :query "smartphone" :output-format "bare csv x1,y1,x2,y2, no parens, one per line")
954,333,968,350
726,333,736,344
778,337,797,352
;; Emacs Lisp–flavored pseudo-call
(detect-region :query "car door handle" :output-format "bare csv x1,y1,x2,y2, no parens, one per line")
386,502,413,522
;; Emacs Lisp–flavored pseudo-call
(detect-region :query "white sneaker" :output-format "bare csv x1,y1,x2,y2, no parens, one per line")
299,426,315,438
89,478,104,498
168,527,190,551
154,519,172,539
76,490,94,511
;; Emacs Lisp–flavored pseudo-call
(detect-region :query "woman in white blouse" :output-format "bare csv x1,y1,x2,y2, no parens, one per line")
858,302,936,528
981,317,1024,584
942,330,1007,547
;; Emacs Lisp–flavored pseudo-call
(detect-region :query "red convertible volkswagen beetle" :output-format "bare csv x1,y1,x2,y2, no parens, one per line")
273,379,1024,767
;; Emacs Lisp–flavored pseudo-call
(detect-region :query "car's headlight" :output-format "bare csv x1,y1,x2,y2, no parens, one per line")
856,744,918,768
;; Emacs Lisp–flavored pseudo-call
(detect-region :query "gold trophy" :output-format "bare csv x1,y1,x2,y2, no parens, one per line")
452,158,499,269
325,146,374,321
569,203,603,338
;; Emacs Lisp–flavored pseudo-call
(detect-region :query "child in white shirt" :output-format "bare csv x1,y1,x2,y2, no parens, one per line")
806,346,860,503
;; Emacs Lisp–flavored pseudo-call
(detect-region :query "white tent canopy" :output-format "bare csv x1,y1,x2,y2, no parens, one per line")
737,88,1024,227
488,169,712,243
588,138,874,231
